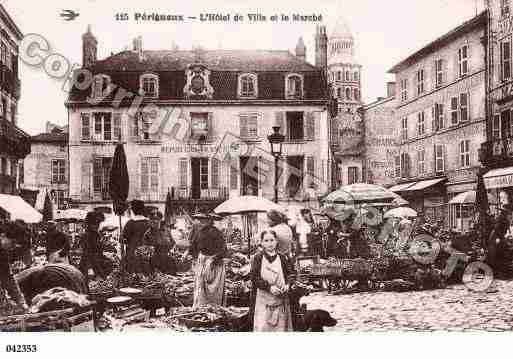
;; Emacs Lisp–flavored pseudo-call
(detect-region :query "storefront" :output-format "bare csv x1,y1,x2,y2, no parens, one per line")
389,177,447,223
483,166,513,210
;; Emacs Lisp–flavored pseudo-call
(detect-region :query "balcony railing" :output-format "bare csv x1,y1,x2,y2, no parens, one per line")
169,186,229,201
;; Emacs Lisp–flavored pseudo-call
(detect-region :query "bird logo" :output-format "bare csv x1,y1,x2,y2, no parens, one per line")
60,10,80,21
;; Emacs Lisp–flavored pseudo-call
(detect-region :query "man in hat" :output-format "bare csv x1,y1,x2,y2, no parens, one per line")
44,221,71,264
122,200,150,273
487,203,513,272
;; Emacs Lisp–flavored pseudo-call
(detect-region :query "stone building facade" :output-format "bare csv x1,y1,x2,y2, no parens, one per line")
388,12,487,227
0,4,29,197
66,28,330,213
362,83,398,187
23,124,69,210
481,1,513,207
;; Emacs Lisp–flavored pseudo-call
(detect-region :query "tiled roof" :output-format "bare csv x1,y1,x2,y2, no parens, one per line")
90,49,319,72
67,49,328,103
31,132,68,143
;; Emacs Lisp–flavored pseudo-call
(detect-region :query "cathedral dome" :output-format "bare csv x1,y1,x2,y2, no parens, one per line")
330,18,353,39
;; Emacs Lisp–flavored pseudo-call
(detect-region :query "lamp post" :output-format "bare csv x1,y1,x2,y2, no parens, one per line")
267,126,285,203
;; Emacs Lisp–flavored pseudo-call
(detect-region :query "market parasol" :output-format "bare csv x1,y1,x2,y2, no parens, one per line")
384,207,418,219
42,191,54,222
55,208,88,222
214,195,282,215
100,215,131,230
448,190,496,205
322,183,396,204
109,141,129,271
214,196,283,253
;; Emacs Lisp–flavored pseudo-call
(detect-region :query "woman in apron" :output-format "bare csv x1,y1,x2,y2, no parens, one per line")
250,230,295,332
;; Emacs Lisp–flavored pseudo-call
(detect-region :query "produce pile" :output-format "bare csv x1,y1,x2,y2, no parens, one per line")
164,304,249,332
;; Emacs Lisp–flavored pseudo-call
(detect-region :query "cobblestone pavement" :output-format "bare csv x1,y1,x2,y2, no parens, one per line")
302,280,513,332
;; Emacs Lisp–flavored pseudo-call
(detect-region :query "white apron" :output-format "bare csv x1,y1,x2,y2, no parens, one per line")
253,255,293,332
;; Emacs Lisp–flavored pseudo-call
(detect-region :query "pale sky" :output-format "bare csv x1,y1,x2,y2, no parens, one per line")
3,0,485,135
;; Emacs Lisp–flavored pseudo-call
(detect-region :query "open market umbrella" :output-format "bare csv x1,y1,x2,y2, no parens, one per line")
109,142,129,269
55,208,88,222
214,196,283,253
384,207,418,219
42,192,54,222
322,183,396,204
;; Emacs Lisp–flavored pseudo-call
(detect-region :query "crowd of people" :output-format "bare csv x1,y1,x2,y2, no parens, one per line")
3,196,513,332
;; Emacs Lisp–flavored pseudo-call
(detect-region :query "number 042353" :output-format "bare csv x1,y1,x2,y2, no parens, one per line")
5,344,37,353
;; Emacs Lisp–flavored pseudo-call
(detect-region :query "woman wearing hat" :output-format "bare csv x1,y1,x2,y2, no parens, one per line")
189,213,227,309
143,211,177,275
78,211,109,280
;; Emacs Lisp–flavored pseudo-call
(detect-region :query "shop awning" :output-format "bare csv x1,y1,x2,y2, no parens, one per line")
405,178,446,191
0,194,42,223
388,182,417,192
483,166,513,189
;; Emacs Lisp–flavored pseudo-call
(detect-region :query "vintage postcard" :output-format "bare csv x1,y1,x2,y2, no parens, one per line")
0,0,510,355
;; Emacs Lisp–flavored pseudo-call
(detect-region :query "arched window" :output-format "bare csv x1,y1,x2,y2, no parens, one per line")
354,71,359,81
92,74,111,99
345,87,351,100
337,71,342,81
286,73,303,99
239,73,258,98
345,71,350,81
337,87,342,98
139,73,159,98
353,88,359,101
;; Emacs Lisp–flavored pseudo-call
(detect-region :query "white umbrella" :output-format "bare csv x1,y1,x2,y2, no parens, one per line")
214,195,282,215
384,207,418,219
100,215,131,230
55,208,88,222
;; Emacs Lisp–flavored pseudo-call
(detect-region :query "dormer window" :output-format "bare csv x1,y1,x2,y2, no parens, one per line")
286,73,303,99
238,73,258,98
140,73,159,98
92,74,111,99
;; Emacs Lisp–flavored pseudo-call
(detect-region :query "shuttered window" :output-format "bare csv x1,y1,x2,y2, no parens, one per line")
435,145,445,173
81,113,90,140
211,158,219,188
140,158,160,194
305,112,315,140
450,97,459,125
501,39,512,81
113,113,122,140
179,158,188,188
240,114,258,138
394,156,401,178
460,93,469,122
458,45,469,77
